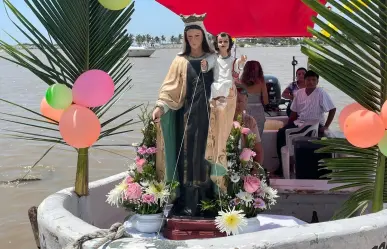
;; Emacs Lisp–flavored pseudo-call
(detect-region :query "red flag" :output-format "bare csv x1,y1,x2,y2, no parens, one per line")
156,0,326,37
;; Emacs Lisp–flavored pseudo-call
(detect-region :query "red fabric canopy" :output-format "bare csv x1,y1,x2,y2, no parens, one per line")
156,0,327,38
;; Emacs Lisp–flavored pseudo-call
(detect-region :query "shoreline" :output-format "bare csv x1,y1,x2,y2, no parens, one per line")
0,44,302,52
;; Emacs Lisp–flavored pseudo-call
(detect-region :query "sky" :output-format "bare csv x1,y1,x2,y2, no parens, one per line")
0,0,184,44
0,0,341,45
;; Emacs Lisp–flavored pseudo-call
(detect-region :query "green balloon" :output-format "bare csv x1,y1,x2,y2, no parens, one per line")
45,83,73,110
98,0,132,10
378,131,387,156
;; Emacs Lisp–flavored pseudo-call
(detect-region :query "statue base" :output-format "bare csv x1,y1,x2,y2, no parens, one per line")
163,216,226,240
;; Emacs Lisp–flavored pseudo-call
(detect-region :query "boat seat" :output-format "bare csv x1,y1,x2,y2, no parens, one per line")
264,119,284,130
280,122,319,179
261,116,288,173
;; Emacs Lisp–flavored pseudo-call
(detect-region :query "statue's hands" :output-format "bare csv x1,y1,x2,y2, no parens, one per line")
152,107,163,123
201,59,208,72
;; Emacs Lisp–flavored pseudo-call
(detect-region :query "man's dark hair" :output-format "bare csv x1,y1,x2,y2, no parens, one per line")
304,70,319,80
296,67,307,74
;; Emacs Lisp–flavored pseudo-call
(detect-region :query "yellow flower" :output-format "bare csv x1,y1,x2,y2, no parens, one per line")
215,207,247,236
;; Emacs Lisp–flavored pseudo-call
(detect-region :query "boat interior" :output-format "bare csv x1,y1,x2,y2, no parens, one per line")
253,75,352,223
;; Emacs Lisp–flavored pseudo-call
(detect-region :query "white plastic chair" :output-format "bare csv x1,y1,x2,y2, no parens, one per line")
280,122,319,179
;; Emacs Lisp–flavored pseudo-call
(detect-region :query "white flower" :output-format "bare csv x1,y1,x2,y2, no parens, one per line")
146,181,170,202
230,174,240,183
259,181,279,204
215,207,247,236
131,142,140,147
128,163,137,171
140,181,150,187
106,180,128,207
128,170,136,177
236,191,253,204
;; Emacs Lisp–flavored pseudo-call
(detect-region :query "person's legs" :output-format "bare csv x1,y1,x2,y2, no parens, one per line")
275,122,297,176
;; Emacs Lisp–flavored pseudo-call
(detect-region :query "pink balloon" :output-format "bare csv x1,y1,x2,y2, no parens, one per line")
344,110,385,148
339,103,366,131
59,105,101,148
72,69,114,107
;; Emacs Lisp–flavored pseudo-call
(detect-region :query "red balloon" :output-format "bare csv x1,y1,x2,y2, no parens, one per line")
59,105,101,148
380,100,387,129
344,110,385,148
40,97,64,123
339,103,366,131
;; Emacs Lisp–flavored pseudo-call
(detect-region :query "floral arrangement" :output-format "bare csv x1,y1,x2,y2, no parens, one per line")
106,106,177,214
203,114,279,236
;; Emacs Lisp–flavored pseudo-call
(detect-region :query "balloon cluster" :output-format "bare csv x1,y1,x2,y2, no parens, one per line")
41,70,114,148
339,102,387,155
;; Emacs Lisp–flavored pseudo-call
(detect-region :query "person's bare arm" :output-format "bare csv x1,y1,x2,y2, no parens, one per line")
288,111,298,124
282,88,293,100
320,90,337,132
262,82,269,105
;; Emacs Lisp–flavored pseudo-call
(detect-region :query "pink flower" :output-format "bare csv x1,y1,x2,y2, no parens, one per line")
125,183,142,200
239,148,256,161
141,194,156,204
241,127,251,135
125,176,134,184
136,157,147,166
233,121,241,129
146,147,157,154
135,157,146,173
137,146,147,155
253,198,266,209
244,175,261,193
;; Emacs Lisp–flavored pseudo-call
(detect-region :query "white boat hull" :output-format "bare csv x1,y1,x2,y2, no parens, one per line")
36,115,387,248
128,47,156,57
36,172,387,249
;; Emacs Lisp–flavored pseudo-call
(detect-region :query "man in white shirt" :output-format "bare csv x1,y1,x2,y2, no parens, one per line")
275,70,336,177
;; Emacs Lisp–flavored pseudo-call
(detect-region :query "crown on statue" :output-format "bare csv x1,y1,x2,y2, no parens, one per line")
180,13,207,24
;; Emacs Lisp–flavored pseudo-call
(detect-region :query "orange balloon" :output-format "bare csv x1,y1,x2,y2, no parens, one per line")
379,101,387,129
339,102,366,131
344,110,385,148
59,105,101,148
40,97,64,123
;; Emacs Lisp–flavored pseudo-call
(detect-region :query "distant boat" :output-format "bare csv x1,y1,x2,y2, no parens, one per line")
128,46,156,57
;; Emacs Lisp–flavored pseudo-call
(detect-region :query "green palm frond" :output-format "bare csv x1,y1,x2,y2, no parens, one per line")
0,0,138,144
302,0,387,218
0,0,139,195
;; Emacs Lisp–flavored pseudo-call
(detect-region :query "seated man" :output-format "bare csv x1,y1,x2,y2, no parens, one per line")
275,70,336,176
235,84,264,165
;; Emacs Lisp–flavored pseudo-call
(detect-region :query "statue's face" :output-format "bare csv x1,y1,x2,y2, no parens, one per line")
186,29,203,50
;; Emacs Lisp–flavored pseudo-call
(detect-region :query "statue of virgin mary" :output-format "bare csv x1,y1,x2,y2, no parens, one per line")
153,14,233,217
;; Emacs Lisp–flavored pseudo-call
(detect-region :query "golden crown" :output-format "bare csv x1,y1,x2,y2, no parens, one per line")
180,13,207,24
